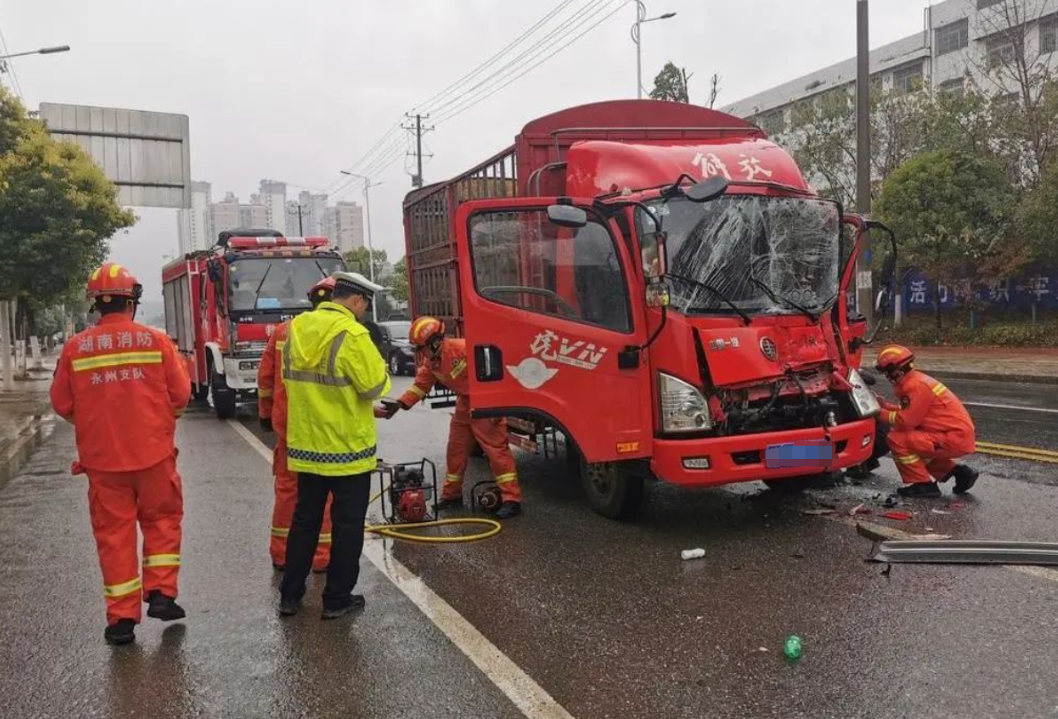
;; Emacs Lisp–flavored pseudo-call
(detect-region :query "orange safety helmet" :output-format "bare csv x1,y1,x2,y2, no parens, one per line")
308,276,337,305
409,316,445,349
86,263,142,302
875,344,915,374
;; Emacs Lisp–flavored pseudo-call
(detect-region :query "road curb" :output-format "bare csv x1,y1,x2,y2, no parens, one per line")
931,370,1058,385
0,407,51,492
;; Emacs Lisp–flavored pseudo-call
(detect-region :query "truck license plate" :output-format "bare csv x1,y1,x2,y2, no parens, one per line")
765,441,833,469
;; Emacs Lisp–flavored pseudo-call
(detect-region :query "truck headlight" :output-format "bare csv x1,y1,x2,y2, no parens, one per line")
847,369,880,418
239,360,259,371
659,372,712,433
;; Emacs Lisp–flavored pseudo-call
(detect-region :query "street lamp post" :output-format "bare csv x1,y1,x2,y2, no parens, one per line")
339,170,381,322
631,3,676,99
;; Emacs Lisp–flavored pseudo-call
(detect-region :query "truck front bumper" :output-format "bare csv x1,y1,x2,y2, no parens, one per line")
222,356,260,393
650,418,876,488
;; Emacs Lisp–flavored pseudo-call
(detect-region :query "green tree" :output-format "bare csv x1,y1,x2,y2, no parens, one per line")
389,256,410,303
0,88,136,334
342,246,387,280
876,150,1019,327
649,62,690,103
1016,159,1058,262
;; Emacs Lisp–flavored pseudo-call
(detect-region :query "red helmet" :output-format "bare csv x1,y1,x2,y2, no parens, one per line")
875,344,915,374
86,263,142,301
308,276,337,305
410,316,445,348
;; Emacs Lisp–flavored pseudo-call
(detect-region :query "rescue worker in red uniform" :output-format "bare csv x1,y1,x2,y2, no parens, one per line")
50,263,191,646
258,277,336,572
381,316,523,519
876,345,979,498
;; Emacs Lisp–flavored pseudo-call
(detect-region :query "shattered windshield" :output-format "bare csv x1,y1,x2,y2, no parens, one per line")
227,256,344,312
643,196,840,317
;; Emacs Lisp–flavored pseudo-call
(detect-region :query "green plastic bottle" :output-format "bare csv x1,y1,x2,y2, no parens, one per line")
783,635,803,660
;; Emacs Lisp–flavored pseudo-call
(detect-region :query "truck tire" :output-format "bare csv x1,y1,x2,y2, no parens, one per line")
210,367,236,420
580,460,643,521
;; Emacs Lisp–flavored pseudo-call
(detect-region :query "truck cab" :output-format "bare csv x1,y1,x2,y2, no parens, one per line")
403,100,896,519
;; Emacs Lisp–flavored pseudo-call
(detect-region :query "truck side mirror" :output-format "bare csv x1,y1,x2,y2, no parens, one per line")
641,231,668,280
685,176,729,203
547,204,587,229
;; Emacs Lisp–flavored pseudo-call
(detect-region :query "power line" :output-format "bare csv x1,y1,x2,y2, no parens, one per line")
434,0,630,125
429,0,616,120
412,0,579,116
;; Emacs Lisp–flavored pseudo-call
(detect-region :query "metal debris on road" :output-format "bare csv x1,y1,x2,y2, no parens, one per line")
849,503,871,516
870,540,1058,566
801,508,837,516
931,509,952,515
680,548,706,560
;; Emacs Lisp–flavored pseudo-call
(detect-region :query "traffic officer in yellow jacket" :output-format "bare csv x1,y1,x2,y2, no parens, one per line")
278,271,390,620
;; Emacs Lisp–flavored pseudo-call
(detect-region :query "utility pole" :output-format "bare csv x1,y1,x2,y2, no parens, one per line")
287,203,304,235
855,0,873,326
403,113,433,188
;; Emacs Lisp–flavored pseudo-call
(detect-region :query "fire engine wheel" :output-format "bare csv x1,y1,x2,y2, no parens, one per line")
580,460,643,521
210,368,236,420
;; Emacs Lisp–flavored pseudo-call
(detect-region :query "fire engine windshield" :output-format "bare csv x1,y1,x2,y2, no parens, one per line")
643,195,841,317
227,256,344,312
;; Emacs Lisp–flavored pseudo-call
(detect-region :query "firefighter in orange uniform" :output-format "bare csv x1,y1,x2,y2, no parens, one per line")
50,264,191,646
875,345,979,498
381,316,523,518
258,277,336,572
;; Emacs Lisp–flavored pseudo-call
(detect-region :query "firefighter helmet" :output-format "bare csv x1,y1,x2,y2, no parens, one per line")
307,276,337,305
86,263,142,302
409,316,445,349
875,344,915,374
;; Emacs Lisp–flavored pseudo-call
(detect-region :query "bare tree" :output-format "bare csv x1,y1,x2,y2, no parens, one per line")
707,74,722,109
971,0,1058,186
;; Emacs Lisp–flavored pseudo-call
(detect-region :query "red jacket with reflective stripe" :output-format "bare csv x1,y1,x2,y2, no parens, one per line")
257,321,290,438
399,338,469,408
50,314,191,471
879,369,975,438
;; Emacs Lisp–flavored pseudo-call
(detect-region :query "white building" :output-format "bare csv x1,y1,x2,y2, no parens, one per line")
258,179,287,235
212,192,242,236
299,190,329,236
177,181,214,254
725,0,1058,134
239,202,269,228
324,201,365,254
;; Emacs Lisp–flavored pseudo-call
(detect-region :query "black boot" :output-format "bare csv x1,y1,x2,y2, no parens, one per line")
104,619,136,646
321,595,366,620
953,464,979,495
278,597,301,617
146,591,186,622
846,458,880,481
495,501,522,519
436,497,464,511
897,482,942,499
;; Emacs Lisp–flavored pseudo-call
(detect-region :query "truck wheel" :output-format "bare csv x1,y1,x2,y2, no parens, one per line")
388,353,403,376
210,368,236,420
580,460,643,521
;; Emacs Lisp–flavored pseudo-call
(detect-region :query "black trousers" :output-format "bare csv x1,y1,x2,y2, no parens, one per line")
280,472,371,609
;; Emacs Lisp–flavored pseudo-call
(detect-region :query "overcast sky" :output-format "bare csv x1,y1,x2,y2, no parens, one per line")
4,0,932,302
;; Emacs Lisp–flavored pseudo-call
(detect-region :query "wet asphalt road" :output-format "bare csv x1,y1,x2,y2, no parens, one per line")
0,375,1055,718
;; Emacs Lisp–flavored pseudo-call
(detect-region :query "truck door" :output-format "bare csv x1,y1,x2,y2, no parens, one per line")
457,198,654,463
838,216,897,365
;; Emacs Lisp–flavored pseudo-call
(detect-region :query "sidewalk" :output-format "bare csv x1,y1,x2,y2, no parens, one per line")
0,357,56,489
863,346,1058,384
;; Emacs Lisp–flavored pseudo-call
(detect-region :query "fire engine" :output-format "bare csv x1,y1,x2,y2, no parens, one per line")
162,228,346,419
403,100,897,519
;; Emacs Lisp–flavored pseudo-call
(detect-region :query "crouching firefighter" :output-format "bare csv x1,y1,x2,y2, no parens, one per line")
258,276,336,573
379,316,523,519
875,345,979,498
50,263,191,645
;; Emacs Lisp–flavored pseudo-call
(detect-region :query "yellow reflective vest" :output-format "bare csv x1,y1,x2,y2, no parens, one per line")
283,301,390,476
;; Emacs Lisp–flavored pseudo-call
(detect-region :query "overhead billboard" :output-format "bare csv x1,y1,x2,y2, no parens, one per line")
38,103,191,209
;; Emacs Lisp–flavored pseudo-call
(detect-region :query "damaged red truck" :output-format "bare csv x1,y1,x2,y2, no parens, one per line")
402,100,895,519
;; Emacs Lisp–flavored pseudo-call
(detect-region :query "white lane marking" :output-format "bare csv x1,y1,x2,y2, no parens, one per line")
228,420,576,719
964,401,1058,415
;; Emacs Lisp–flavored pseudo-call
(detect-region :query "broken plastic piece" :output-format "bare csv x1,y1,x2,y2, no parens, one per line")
681,548,706,560
801,508,837,516
930,509,952,515
870,540,1058,566
881,511,913,521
